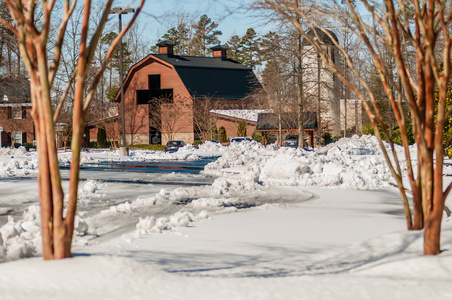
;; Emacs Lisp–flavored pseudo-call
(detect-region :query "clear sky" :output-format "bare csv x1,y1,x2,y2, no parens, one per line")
118,0,272,45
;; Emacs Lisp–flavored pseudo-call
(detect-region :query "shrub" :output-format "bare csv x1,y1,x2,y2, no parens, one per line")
251,131,262,143
237,121,247,137
130,144,165,151
322,132,334,145
209,125,218,141
194,140,202,148
218,126,228,143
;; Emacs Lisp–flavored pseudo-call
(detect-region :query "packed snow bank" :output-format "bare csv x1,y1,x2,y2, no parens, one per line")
204,135,392,189
0,147,38,177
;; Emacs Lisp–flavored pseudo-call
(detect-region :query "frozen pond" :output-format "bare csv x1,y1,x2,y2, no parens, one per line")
66,156,220,174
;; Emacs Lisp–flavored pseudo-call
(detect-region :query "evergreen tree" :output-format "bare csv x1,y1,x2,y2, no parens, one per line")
226,35,241,61
151,22,191,55
218,126,228,143
237,121,247,137
106,85,120,101
210,124,218,141
97,127,107,148
102,32,133,89
190,14,222,56
237,28,261,68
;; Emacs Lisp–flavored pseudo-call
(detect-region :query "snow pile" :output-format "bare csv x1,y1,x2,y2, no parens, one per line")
0,147,30,156
135,211,208,235
205,140,274,173
0,158,38,177
0,180,95,261
204,135,392,189
0,147,38,177
0,206,40,260
197,140,226,152
317,135,385,155
96,174,265,236
0,208,89,261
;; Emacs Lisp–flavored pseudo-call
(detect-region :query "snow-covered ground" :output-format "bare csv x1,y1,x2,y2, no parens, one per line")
0,135,451,299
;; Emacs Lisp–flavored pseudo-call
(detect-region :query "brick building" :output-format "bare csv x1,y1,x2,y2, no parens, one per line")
113,41,261,145
0,75,34,147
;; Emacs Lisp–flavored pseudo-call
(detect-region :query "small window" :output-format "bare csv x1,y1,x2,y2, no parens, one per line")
12,131,23,144
22,107,27,119
148,75,161,89
12,106,22,119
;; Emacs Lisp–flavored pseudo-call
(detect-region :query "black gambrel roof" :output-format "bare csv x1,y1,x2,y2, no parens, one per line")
152,54,261,100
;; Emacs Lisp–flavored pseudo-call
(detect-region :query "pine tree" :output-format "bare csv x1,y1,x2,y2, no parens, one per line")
210,124,218,141
226,35,241,61
237,28,261,68
237,121,247,137
218,126,228,143
152,22,191,55
190,14,222,56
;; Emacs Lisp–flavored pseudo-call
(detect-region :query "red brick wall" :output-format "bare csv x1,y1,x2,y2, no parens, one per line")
0,106,34,145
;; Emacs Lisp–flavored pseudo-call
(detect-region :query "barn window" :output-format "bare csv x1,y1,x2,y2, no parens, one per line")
148,75,161,89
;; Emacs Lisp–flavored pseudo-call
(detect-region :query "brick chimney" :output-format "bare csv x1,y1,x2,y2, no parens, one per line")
156,41,175,56
210,45,229,59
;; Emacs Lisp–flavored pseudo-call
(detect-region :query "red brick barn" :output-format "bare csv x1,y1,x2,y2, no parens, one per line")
113,41,261,145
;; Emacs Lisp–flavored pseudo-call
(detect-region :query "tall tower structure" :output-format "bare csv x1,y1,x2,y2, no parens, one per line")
302,28,341,138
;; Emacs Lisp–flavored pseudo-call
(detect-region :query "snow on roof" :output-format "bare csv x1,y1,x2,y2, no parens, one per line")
210,109,272,122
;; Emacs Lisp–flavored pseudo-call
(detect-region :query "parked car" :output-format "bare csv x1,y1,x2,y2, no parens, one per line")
165,140,185,152
230,137,252,143
282,135,309,148
282,135,298,148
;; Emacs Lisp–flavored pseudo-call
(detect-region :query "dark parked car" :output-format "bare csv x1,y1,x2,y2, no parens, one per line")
165,140,185,152
230,137,252,143
282,135,298,148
